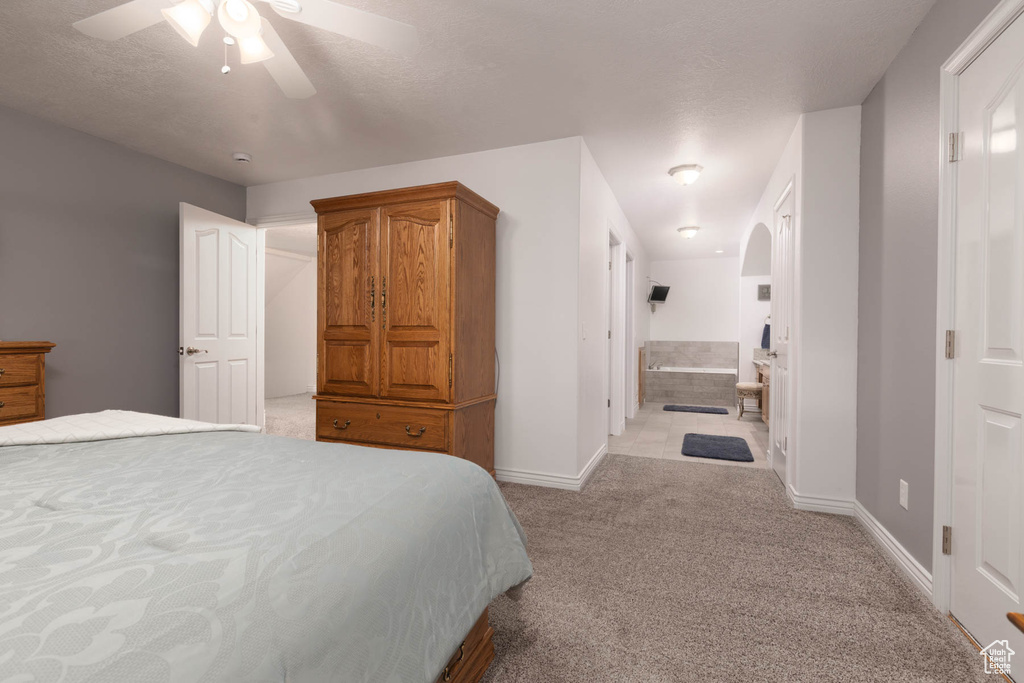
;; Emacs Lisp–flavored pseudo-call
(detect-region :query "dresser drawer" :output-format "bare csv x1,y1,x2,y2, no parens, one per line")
316,401,448,451
0,354,41,387
0,385,41,423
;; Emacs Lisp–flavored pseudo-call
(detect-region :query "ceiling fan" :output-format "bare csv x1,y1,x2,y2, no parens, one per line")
73,0,418,99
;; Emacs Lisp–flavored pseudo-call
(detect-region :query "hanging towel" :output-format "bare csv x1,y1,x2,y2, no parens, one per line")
761,324,771,349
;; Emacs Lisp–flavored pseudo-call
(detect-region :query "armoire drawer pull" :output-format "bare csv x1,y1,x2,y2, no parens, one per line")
442,642,465,681
333,419,351,430
0,402,5,408
0,368,5,376
405,425,427,437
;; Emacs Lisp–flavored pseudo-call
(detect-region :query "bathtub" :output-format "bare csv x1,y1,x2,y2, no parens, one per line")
648,366,736,374
644,366,738,406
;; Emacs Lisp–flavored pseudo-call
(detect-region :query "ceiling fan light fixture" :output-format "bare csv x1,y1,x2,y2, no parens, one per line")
239,33,275,64
162,0,214,47
218,0,262,39
677,226,700,239
669,164,703,186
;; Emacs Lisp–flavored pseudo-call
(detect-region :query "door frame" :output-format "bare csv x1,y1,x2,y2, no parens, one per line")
608,227,626,436
933,0,1024,613
252,212,318,430
625,250,636,419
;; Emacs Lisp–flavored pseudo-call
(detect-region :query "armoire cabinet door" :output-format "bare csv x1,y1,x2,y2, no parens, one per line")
380,200,451,401
319,208,379,397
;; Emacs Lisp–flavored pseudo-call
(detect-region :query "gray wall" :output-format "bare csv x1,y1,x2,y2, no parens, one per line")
857,0,998,571
0,105,246,418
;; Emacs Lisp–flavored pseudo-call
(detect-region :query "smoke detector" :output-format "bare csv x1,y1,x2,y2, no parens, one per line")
233,152,252,163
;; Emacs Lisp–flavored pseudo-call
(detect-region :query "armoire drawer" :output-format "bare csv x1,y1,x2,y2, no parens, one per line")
0,354,41,387
0,385,41,423
316,401,448,452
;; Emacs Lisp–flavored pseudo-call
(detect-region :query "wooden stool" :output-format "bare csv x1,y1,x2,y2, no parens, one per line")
736,382,763,419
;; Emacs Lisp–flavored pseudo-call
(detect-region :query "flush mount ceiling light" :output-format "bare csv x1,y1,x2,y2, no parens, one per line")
74,0,420,99
677,226,700,239
669,164,703,186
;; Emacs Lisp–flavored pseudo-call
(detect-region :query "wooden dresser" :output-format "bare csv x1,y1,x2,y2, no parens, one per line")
0,342,56,427
311,182,498,474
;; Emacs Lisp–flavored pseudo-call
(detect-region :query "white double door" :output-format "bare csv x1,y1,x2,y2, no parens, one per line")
179,203,261,427
950,10,1024,660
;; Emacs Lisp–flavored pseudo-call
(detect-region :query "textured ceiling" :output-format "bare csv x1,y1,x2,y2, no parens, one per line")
0,0,935,259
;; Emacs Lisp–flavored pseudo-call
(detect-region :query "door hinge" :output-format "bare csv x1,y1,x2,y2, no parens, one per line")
608,330,611,339
609,260,612,271
949,132,963,162
942,525,952,555
945,330,956,359
607,399,611,407
448,354,453,387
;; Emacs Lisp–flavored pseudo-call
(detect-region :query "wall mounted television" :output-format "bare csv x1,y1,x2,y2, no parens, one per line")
648,285,670,303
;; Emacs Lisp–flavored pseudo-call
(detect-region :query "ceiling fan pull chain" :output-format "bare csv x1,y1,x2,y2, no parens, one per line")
222,39,231,75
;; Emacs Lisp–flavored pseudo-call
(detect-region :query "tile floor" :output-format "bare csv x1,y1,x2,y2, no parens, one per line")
608,401,770,469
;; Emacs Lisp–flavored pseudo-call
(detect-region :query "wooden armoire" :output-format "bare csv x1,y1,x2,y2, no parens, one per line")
311,182,498,474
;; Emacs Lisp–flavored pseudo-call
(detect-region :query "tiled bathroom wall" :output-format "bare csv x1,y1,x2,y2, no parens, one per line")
646,341,739,370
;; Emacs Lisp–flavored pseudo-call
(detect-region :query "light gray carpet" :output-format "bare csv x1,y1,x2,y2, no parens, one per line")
484,455,987,682
264,392,315,441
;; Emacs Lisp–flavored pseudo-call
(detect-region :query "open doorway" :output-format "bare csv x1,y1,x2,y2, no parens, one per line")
262,223,317,439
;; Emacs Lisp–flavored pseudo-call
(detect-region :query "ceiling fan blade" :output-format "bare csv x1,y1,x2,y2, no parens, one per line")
270,0,418,56
73,0,170,41
260,20,317,99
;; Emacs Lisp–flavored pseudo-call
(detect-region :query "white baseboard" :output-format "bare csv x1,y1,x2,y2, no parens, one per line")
496,444,608,492
578,444,608,490
854,501,933,599
787,485,856,516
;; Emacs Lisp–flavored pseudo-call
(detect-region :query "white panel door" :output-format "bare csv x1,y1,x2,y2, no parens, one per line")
951,11,1024,664
769,185,795,487
180,203,259,426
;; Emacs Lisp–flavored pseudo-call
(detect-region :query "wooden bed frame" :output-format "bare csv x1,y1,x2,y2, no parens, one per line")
434,609,494,683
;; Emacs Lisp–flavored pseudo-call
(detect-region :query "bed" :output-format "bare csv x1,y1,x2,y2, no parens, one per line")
0,411,532,682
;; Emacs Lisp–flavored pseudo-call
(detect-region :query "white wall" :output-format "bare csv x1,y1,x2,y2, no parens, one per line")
797,106,861,503
578,141,649,474
649,258,740,342
741,106,860,509
247,138,584,481
739,275,771,383
265,250,316,398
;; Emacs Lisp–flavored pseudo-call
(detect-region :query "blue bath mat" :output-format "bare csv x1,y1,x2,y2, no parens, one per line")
663,405,729,415
681,434,754,462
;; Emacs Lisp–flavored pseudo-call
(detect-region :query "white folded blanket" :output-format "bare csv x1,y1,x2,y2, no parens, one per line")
0,409,260,447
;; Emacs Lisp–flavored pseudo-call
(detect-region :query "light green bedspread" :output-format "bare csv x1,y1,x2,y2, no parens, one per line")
0,430,532,682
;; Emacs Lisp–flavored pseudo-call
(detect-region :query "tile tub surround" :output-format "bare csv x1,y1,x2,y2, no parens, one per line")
644,367,737,406
646,341,739,370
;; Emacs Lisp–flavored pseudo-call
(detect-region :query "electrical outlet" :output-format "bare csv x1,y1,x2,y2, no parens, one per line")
899,480,909,510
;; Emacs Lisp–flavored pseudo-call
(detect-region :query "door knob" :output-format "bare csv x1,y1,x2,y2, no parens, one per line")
767,350,778,359
185,346,208,356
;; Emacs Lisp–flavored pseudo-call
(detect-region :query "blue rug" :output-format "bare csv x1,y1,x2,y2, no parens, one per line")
681,433,754,462
663,405,729,415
